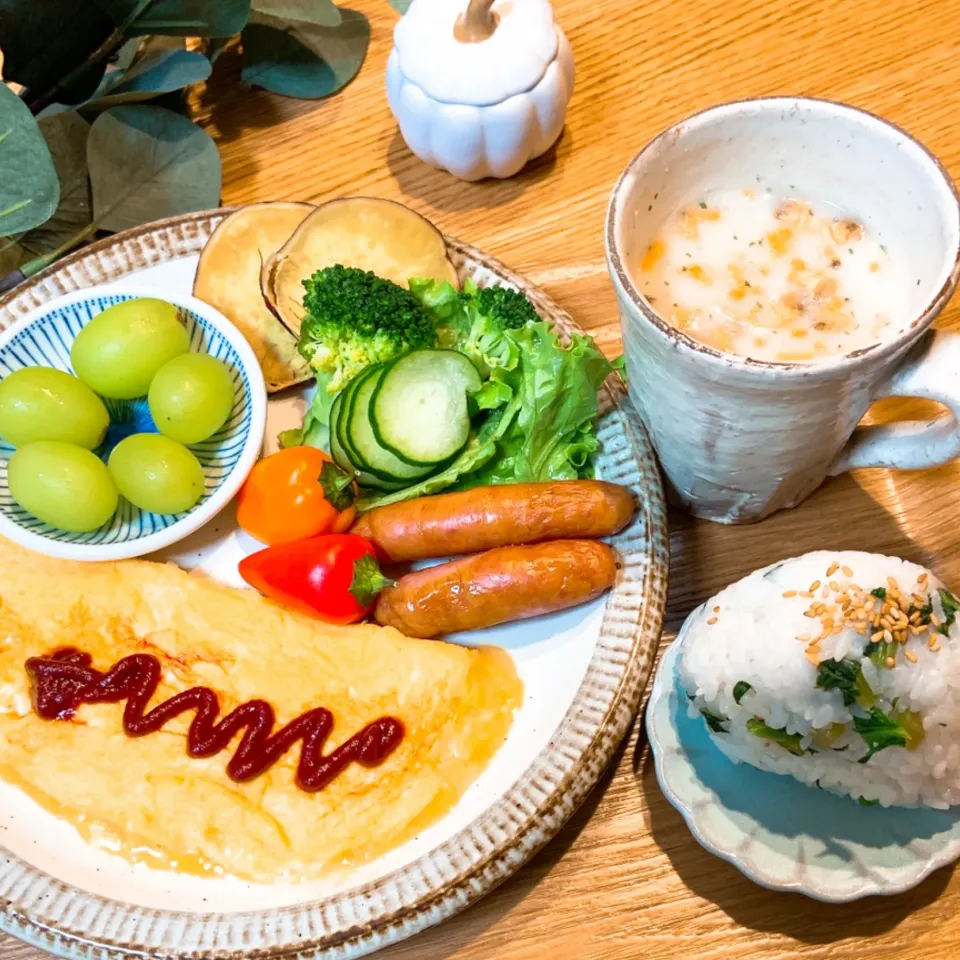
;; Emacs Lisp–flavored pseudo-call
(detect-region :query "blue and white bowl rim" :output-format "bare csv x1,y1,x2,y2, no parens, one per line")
0,284,267,562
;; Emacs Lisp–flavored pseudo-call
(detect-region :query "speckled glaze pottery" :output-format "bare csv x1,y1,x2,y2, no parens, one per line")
386,0,575,181
0,210,668,960
606,97,960,524
647,625,960,901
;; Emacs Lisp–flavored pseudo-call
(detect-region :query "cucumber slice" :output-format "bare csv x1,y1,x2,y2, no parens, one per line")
348,366,437,483
329,390,350,473
371,350,481,467
333,374,404,492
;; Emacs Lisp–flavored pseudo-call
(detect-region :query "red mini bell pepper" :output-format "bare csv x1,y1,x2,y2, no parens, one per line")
238,533,394,624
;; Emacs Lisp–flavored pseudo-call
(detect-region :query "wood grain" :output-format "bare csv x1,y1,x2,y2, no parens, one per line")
6,0,960,957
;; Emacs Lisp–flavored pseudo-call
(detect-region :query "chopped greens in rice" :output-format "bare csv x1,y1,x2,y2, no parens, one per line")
678,551,960,808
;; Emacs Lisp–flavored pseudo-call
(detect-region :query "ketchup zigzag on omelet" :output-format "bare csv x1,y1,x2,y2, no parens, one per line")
26,648,404,792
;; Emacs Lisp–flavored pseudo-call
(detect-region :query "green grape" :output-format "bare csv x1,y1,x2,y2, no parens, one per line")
108,433,205,514
8,441,118,532
71,298,190,399
148,353,235,444
0,367,109,449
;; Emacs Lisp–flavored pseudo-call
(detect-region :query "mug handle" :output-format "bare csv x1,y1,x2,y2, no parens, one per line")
830,330,960,474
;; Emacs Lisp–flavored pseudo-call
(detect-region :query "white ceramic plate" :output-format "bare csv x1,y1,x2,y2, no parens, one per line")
0,211,668,959
647,620,960,902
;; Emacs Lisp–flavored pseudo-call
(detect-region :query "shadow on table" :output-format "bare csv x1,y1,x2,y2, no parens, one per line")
638,725,954,943
385,129,569,214
633,470,954,944
191,44,320,147
661,470,939,637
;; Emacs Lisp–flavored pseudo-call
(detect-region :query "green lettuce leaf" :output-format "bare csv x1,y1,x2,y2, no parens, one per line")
485,323,617,483
278,371,335,450
347,280,621,506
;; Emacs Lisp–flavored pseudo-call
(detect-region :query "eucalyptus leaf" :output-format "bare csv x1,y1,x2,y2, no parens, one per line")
109,37,144,73
86,49,212,108
135,34,190,56
0,85,60,236
241,8,369,99
252,0,341,27
93,0,251,37
387,0,413,12
0,241,33,278
202,37,233,63
0,0,114,104
87,105,221,233
20,113,92,253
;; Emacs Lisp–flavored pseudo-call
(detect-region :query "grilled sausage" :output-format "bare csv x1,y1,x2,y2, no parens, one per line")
352,481,634,563
374,540,617,639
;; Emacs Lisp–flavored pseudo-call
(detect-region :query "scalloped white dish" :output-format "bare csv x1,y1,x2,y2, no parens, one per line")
647,624,960,901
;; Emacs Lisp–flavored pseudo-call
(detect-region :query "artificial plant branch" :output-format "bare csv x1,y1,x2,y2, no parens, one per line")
20,0,158,115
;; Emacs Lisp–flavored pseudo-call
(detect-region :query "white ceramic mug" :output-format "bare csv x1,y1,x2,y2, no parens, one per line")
605,97,960,524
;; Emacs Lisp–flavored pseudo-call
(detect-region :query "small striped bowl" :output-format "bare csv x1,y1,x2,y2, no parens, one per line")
0,285,267,561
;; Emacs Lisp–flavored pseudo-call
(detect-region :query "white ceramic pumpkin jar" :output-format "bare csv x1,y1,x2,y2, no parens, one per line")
386,0,575,181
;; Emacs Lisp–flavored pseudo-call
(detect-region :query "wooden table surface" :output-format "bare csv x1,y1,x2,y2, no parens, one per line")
7,0,960,957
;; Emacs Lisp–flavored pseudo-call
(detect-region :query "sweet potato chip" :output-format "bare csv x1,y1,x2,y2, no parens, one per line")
263,197,459,337
194,202,313,393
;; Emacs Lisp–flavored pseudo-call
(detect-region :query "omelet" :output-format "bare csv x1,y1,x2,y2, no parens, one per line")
0,538,521,882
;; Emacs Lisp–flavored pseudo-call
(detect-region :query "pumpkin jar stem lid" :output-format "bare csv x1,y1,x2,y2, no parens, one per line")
392,0,560,107
454,0,499,42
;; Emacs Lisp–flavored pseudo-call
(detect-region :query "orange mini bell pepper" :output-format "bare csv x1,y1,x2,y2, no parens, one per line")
236,446,356,546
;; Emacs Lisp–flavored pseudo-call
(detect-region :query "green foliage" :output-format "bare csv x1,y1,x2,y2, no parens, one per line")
0,85,60,236
472,283,541,331
938,588,960,636
745,718,806,756
201,36,233,63
853,708,908,764
815,658,861,707
253,0,342,28
469,323,619,484
21,113,92,253
87,104,221,233
298,265,438,393
864,639,897,668
701,710,729,734
94,0,252,37
0,0,115,104
357,405,517,511
351,279,622,506
732,681,752,704
0,0,391,286
86,48,212,108
111,38,145,73
0,241,33,278
241,7,369,98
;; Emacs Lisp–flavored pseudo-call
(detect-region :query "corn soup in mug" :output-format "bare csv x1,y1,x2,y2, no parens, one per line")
633,188,910,362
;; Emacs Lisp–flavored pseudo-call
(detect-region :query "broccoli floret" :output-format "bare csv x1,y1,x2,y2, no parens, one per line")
449,280,540,377
467,284,540,331
298,265,437,394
